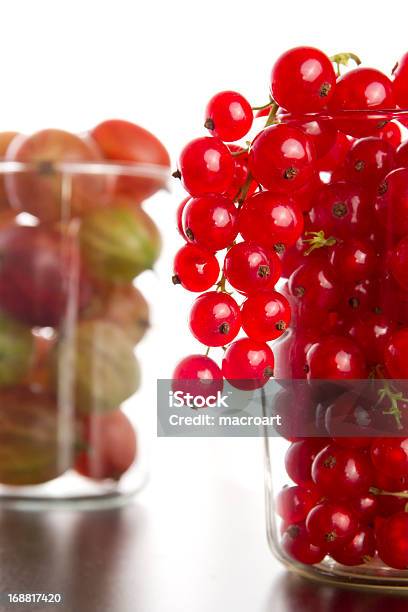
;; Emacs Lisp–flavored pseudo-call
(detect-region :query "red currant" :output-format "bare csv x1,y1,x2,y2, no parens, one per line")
276,485,321,524
385,328,408,378
173,244,220,292
308,181,371,240
306,502,358,551
241,290,291,342
279,112,338,158
331,526,375,566
223,241,281,294
376,168,408,239
395,140,408,167
371,438,408,480
392,53,408,108
376,512,408,569
325,391,373,447
344,137,394,186
205,91,253,142
329,238,377,284
315,132,352,173
285,439,326,488
177,136,234,196
374,472,408,517
172,354,223,399
176,197,190,238
189,291,241,347
225,145,257,199
222,337,274,390
282,522,326,565
249,124,315,192
389,235,408,290
182,195,238,251
270,47,336,113
378,121,401,148
240,191,304,252
312,444,373,499
306,335,368,380
348,312,396,365
351,493,378,524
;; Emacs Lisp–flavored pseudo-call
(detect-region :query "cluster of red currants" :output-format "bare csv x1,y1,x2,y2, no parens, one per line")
172,45,408,570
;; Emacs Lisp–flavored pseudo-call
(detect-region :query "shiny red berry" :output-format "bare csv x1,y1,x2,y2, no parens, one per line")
241,290,291,342
205,91,253,142
392,53,408,108
240,191,304,252
189,291,241,347
182,195,238,251
329,67,395,137
306,335,368,379
306,502,358,551
389,235,408,290
282,523,326,565
344,137,394,186
378,121,401,148
351,493,378,524
285,439,326,488
276,486,321,524
315,132,353,173
223,241,281,294
371,438,408,480
376,512,408,569
249,124,315,192
385,328,408,378
225,145,256,199
312,444,373,499
376,168,408,239
177,136,234,196
172,354,223,399
329,238,377,284
173,244,220,292
279,113,338,158
395,140,408,167
270,47,336,113
348,312,396,365
222,337,274,390
331,527,376,566
176,197,190,238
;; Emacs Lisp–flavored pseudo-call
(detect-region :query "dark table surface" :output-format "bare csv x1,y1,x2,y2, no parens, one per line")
0,438,407,612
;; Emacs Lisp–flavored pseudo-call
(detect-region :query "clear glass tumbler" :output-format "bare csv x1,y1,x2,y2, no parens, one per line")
0,159,167,508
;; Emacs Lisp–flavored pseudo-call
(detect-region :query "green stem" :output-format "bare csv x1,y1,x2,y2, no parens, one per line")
370,487,408,500
237,172,254,207
376,381,408,431
264,101,279,127
252,99,273,111
330,52,362,76
302,231,337,255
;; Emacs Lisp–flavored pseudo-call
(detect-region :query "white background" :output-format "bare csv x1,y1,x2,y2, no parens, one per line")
0,0,408,588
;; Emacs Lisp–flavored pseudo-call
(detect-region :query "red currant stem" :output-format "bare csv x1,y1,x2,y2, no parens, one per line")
370,486,408,500
251,98,274,111
237,172,254,208
302,231,337,256
376,381,408,431
231,148,249,157
329,52,362,76
216,274,228,293
205,346,211,357
264,101,279,127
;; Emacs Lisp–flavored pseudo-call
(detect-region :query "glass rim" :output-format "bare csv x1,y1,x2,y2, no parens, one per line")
0,159,170,178
278,108,408,122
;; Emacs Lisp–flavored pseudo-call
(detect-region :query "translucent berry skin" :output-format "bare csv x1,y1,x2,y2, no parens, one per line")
223,242,281,294
344,137,394,186
189,291,241,347
270,47,336,113
348,312,396,365
311,444,373,500
240,191,304,251
249,124,315,192
182,195,238,251
285,439,326,488
241,290,291,342
389,236,408,290
308,181,371,240
222,337,274,390
276,486,321,524
376,512,408,570
172,354,223,399
329,239,377,284
392,53,408,108
385,328,408,378
378,121,401,148
331,527,376,566
306,335,368,380
173,244,220,292
371,438,408,480
306,503,358,552
178,136,234,196
329,67,395,137
205,91,253,142
282,523,326,565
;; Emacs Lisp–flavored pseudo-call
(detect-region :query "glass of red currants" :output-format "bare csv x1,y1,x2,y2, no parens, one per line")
0,122,169,506
173,47,408,588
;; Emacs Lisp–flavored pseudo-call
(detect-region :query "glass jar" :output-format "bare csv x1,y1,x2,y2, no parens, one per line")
264,109,408,590
0,159,167,508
